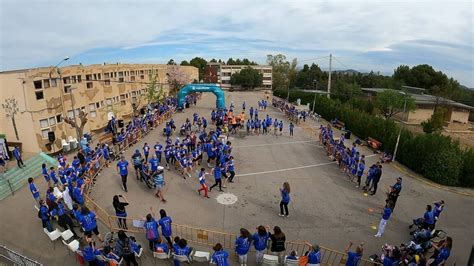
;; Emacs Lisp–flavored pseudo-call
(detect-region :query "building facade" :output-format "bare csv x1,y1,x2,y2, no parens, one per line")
0,63,198,154
204,63,272,89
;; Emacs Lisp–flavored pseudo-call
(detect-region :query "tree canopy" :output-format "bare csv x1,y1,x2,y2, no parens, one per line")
376,89,416,119
189,57,207,81
267,54,297,90
230,67,263,89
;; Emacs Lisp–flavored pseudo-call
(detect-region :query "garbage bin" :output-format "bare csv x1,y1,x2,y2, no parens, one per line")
344,130,351,139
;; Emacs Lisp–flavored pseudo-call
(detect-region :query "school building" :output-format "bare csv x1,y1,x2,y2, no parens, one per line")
0,63,198,154
361,87,473,130
204,63,272,90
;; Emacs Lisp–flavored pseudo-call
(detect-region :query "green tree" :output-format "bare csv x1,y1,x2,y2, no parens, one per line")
333,81,362,102
376,89,416,119
227,58,236,65
2,97,20,140
167,59,176,65
230,67,263,89
209,58,217,63
267,54,297,91
422,107,446,133
189,57,207,81
145,74,165,102
180,60,190,66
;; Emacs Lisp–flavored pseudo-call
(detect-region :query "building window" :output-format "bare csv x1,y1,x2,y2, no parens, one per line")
93,74,97,80
86,82,93,89
140,75,144,80
77,75,82,83
41,129,50,139
104,73,110,79
120,94,126,100
100,101,104,107
34,80,42,89
119,77,124,83
104,79,111,85
130,71,135,75
98,73,101,80
95,102,100,109
43,79,50,88
86,74,92,81
67,110,74,119
40,119,49,128
121,100,126,105
35,91,44,100
130,76,135,81
118,72,123,77
71,76,76,83
106,99,112,106
90,111,97,118
49,117,56,126
51,79,57,87
89,103,96,111
56,114,62,123
63,77,70,84
64,85,71,93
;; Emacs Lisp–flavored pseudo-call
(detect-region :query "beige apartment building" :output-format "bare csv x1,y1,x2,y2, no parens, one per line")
0,63,198,154
204,63,272,89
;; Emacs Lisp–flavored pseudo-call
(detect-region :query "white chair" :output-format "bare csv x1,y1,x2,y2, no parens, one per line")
95,255,107,263
153,251,170,266
284,257,300,266
192,251,210,262
43,228,62,249
263,254,279,266
62,139,70,152
61,229,74,242
62,239,79,253
134,247,143,258
174,254,191,263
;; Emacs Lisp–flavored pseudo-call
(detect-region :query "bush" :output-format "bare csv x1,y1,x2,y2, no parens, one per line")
273,89,474,187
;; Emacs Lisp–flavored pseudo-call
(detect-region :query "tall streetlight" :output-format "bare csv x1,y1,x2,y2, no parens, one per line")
393,91,407,162
312,79,318,113
49,57,70,117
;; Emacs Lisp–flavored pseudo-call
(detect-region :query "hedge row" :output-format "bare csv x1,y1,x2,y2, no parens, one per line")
273,89,474,187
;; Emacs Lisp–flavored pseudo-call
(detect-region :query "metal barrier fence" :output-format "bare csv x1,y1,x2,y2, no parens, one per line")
80,107,377,265
0,245,43,266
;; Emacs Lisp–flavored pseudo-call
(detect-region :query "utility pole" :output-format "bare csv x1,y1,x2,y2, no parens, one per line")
393,93,407,162
312,79,318,113
327,54,332,99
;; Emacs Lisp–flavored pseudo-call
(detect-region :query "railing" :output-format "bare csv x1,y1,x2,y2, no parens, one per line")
79,104,377,265
0,245,43,266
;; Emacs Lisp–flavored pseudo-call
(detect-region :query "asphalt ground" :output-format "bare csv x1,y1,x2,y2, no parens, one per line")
0,91,472,265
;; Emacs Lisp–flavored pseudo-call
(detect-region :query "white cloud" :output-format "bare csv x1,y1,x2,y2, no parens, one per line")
0,0,472,85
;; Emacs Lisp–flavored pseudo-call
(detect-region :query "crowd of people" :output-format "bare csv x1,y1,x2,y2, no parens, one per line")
25,92,454,266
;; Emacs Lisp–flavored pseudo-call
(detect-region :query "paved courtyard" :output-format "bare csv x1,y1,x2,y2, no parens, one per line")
0,91,473,265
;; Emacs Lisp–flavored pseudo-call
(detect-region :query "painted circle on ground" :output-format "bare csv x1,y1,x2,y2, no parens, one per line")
216,193,238,205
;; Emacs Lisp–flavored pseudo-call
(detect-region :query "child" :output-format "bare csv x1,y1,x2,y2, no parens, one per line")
286,250,298,260
235,228,252,266
211,243,229,266
289,122,294,136
28,177,40,204
42,163,51,187
197,168,210,198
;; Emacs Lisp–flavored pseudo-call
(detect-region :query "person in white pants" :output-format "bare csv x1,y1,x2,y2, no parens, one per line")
375,201,393,237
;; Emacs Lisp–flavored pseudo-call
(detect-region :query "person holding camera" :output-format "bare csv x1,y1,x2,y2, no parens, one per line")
113,195,129,230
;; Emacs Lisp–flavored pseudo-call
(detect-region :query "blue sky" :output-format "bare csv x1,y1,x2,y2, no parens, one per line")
1,0,473,86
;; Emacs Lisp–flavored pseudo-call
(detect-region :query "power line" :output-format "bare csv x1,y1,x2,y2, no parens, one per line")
298,56,330,63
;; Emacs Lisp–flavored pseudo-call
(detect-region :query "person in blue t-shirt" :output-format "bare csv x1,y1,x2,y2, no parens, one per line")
289,122,294,136
235,228,252,265
38,200,53,232
422,205,436,230
253,225,269,264
49,167,59,185
144,209,160,251
154,239,170,254
211,243,229,266
41,163,51,187
80,206,103,242
209,167,223,192
28,177,40,204
279,182,291,217
158,209,173,247
13,146,25,168
305,242,322,265
375,201,393,237
81,241,102,265
344,241,364,266
430,236,452,266
173,238,192,266
116,156,129,192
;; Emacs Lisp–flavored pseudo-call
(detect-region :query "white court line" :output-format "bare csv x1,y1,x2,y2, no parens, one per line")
236,161,336,177
233,140,317,148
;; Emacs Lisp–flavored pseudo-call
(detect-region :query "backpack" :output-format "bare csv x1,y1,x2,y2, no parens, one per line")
122,238,132,255
146,223,157,240
37,209,42,219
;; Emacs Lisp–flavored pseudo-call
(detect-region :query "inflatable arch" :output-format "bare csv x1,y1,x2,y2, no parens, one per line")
177,84,225,109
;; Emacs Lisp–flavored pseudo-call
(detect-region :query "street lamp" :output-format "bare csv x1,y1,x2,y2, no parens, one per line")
312,79,318,113
393,91,407,162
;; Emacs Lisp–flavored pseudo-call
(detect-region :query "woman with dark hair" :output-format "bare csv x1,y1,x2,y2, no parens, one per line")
253,225,270,265
144,208,160,251
279,182,291,217
268,226,286,264
211,243,229,266
173,238,192,266
235,228,252,266
158,209,173,247
113,195,129,229
79,206,103,242
115,230,138,266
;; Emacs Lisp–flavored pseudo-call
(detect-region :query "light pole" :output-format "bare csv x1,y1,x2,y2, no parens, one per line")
69,87,81,141
393,91,407,162
312,79,318,113
49,57,70,117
